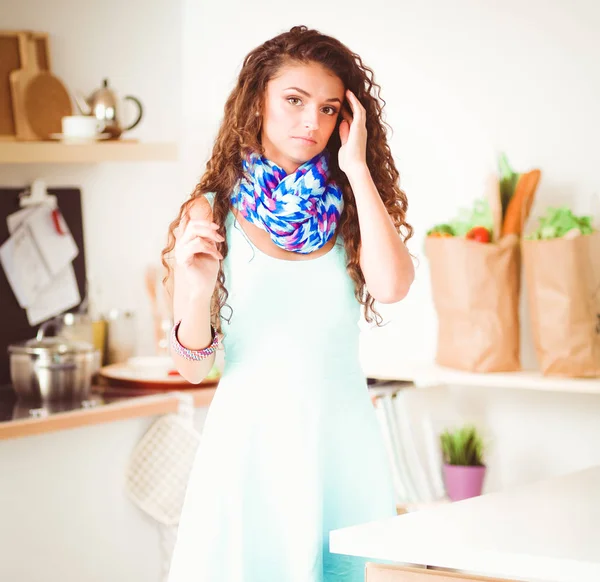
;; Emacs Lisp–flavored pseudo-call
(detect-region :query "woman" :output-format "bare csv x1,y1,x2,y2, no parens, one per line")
163,25,414,582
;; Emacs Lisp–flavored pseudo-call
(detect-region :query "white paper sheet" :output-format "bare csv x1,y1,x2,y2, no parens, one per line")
0,224,52,308
25,204,78,276
5,204,82,325
6,207,35,233
25,266,81,326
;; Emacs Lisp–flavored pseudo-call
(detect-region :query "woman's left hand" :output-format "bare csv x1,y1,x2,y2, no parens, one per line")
338,89,368,176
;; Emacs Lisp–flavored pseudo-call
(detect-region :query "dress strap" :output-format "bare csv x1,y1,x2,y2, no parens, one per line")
204,192,216,210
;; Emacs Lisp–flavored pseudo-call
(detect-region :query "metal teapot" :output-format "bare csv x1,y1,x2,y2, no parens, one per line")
75,78,143,139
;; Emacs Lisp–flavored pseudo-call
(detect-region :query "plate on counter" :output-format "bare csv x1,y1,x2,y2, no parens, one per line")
98,356,220,390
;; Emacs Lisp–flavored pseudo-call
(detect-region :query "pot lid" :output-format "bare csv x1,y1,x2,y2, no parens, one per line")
8,336,95,356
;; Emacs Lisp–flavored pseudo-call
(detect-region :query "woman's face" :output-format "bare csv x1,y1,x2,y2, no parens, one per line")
259,61,345,174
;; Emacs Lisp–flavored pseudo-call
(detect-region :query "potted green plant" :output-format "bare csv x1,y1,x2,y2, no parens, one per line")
440,424,486,501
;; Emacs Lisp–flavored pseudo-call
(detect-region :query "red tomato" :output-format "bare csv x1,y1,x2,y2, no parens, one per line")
466,226,491,243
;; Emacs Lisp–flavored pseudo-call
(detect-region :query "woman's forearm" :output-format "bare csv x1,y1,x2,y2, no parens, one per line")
349,165,415,303
172,269,216,383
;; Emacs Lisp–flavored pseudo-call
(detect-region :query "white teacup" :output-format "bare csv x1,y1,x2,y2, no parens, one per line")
61,115,104,139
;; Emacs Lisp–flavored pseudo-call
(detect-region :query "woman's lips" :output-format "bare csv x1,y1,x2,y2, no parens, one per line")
292,136,317,145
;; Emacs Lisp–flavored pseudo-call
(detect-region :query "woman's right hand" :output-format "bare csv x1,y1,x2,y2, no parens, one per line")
174,216,224,298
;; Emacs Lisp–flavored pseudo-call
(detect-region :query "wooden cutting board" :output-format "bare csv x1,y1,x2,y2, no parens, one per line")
9,33,71,140
0,31,28,140
0,31,53,140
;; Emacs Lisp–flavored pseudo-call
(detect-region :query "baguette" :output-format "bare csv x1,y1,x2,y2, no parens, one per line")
501,169,541,237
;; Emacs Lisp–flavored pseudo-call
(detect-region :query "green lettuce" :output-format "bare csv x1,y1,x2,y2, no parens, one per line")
526,207,595,240
449,198,494,237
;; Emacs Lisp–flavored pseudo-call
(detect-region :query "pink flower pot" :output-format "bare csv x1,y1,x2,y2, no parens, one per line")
442,464,486,501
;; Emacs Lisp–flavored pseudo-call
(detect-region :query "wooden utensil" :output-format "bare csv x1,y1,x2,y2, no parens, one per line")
24,70,72,139
10,33,72,140
0,31,28,140
30,32,51,71
0,31,51,140
145,264,165,354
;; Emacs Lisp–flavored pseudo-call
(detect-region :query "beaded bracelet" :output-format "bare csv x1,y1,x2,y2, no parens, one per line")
170,319,219,361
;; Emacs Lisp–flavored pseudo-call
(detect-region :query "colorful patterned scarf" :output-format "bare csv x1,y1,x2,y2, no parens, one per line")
230,151,344,254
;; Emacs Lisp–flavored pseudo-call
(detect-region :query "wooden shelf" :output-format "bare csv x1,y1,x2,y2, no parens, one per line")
0,140,178,163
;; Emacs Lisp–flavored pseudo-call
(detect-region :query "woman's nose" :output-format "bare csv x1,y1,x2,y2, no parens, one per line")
302,108,320,130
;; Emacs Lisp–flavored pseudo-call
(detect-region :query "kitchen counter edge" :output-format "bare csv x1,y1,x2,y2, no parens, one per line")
0,386,217,441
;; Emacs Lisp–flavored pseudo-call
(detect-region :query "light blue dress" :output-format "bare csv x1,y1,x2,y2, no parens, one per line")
168,193,396,582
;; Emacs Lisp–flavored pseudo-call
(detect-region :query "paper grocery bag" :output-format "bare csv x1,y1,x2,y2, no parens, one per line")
523,232,600,377
425,236,521,372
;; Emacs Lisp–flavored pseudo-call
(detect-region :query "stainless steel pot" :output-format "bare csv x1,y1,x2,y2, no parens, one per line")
8,325,100,402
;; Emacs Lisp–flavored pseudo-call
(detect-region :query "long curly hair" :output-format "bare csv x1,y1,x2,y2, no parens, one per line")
161,25,412,334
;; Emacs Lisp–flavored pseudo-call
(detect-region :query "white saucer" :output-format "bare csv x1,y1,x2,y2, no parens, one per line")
49,133,111,144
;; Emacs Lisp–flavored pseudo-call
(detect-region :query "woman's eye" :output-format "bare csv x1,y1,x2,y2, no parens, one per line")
286,98,336,116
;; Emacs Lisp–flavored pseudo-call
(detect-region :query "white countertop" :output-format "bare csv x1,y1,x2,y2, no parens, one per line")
330,465,600,582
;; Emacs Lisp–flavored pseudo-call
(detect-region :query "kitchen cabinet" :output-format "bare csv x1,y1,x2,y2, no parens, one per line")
0,385,213,582
331,465,600,582
0,140,178,163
